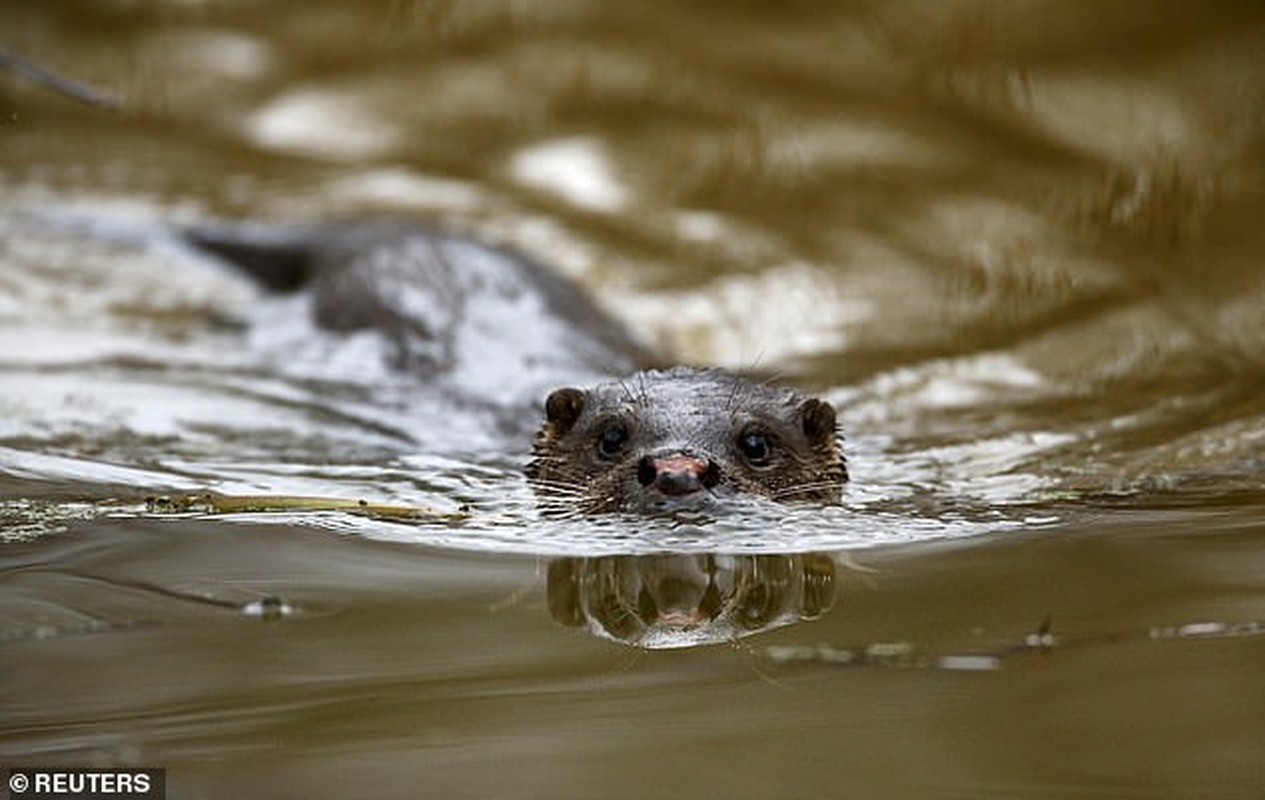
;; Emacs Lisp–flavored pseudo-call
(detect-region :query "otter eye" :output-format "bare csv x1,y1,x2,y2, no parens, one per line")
597,423,629,458
738,429,771,465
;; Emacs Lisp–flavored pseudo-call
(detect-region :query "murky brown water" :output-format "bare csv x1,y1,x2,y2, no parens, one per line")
3,2,1264,798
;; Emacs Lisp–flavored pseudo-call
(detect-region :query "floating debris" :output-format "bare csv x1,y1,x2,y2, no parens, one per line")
0,500,94,542
765,641,920,668
239,594,296,621
1149,620,1263,640
1024,616,1057,649
0,618,160,643
765,643,857,666
143,492,468,524
864,641,918,665
936,655,1001,671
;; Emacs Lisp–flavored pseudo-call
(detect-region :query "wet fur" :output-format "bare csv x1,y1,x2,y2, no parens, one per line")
526,367,848,514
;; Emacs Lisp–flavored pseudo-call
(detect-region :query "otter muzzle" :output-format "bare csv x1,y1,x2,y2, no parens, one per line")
640,453,715,497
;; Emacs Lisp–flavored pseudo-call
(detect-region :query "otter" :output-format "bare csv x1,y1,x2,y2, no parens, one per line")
181,220,848,513
526,367,847,514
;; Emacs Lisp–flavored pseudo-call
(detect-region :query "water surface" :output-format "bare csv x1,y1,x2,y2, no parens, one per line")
2,2,1264,797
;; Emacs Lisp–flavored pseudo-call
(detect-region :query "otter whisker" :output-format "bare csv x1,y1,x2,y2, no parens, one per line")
617,378,638,405
769,481,844,501
537,505,587,521
729,635,793,690
757,369,788,388
771,477,843,494
526,480,589,497
725,372,745,412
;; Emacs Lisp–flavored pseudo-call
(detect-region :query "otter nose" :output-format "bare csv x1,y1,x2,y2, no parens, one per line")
637,453,719,496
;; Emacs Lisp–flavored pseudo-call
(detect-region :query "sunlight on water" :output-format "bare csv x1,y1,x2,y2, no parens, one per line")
509,137,630,213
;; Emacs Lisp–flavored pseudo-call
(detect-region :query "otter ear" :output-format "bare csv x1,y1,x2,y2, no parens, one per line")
544,387,586,434
798,398,837,448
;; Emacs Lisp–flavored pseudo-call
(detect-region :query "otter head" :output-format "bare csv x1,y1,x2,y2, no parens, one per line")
525,367,848,515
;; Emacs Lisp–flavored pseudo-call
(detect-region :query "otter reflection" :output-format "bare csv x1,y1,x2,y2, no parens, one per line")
547,553,837,649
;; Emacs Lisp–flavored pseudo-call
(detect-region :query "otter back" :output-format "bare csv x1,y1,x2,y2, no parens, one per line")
185,220,649,408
